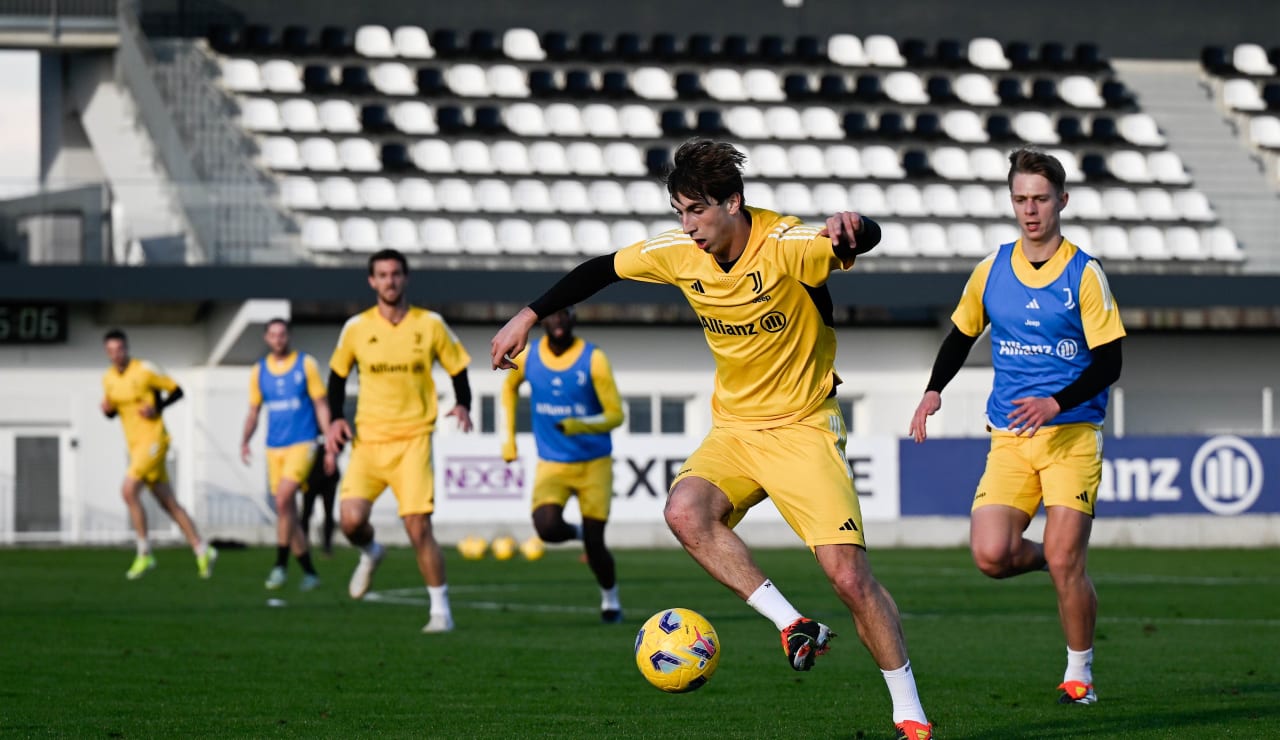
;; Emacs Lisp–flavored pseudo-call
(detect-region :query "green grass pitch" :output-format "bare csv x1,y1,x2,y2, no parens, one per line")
1,545,1276,738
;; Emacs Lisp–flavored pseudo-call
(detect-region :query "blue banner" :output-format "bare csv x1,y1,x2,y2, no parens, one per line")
899,435,1279,517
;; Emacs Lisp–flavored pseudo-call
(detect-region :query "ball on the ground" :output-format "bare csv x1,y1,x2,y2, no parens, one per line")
490,535,517,561
519,536,545,561
457,535,488,560
634,608,721,693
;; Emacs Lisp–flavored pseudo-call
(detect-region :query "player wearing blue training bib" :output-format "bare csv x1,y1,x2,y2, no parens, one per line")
910,148,1125,708
502,307,625,622
241,319,332,591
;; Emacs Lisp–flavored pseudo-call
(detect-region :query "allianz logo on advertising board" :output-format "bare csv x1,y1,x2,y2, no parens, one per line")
442,456,525,500
1098,435,1263,515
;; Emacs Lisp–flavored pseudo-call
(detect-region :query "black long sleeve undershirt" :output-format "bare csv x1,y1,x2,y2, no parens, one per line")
450,369,472,410
327,371,347,421
926,324,1123,411
528,254,622,319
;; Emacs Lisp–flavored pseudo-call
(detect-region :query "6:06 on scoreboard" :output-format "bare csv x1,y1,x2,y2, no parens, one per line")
0,302,68,344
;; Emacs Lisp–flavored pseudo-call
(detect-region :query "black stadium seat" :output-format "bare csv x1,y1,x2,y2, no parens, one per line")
1005,40,1034,69
1090,115,1120,143
303,65,332,93
794,35,823,62
985,113,1014,141
997,77,1027,106
854,74,885,102
381,142,413,172
431,29,464,58
541,31,572,60
936,39,964,68
615,32,644,61
579,31,608,61
1102,79,1135,108
470,29,500,59
1039,41,1068,71
340,66,372,93
877,111,907,139
902,149,933,178
361,104,394,133
207,23,238,53
1261,82,1280,110
675,71,704,99
926,75,956,104
784,73,813,99
416,67,447,96
645,146,671,176
1056,114,1087,143
564,69,595,97
241,24,273,53
696,109,724,134
281,25,310,54
842,111,870,138
474,105,505,133
1031,78,1061,106
818,73,848,99
319,26,351,55
759,35,787,62
914,112,942,139
600,70,630,98
528,69,558,96
1200,45,1234,75
435,105,467,134
652,32,681,60
723,34,751,62
1074,42,1106,72
900,38,930,66
660,108,691,136
688,33,716,60
1081,152,1111,181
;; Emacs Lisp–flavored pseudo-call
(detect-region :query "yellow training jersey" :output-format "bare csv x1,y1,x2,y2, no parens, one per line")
101,358,179,448
329,306,471,442
613,207,853,429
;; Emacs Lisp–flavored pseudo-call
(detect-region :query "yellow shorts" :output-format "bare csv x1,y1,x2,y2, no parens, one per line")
973,423,1103,518
340,434,434,516
127,440,169,485
532,456,613,521
267,442,315,494
672,399,864,548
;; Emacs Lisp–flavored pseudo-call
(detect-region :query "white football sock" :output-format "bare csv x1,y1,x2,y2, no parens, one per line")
600,585,620,610
136,538,151,556
1064,646,1094,684
745,579,803,631
881,661,928,725
427,584,450,616
192,540,206,557
361,541,381,557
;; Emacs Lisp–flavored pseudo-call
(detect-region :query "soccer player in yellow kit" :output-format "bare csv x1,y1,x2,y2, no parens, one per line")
241,318,333,591
491,140,931,740
501,306,626,622
910,149,1125,706
100,329,215,580
324,248,473,633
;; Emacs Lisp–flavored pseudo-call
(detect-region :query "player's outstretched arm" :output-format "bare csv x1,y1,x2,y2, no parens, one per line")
492,308,539,370
910,325,979,443
240,404,260,464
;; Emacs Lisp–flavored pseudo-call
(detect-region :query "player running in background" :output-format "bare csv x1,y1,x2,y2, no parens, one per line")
500,306,626,623
324,248,473,633
100,329,215,580
240,318,332,591
909,148,1125,706
491,140,931,740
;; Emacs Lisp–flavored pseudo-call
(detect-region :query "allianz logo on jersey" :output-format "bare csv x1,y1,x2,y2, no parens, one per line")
1098,435,1264,515
366,361,427,374
698,311,788,337
534,402,589,416
996,338,1079,359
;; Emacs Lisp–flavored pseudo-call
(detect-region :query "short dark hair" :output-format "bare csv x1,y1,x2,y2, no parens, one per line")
1007,148,1066,194
368,248,409,276
103,328,127,344
265,318,289,331
664,139,746,206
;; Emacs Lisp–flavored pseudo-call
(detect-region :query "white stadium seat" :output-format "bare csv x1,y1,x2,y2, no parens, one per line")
420,217,460,253
969,147,1007,181
302,216,341,251
725,106,768,139
459,218,500,254
949,223,989,258
801,107,844,140
625,181,669,215
393,26,434,59
789,144,828,177
473,179,514,212
1012,111,1059,145
705,68,748,101
241,98,281,132
574,219,614,255
1102,188,1142,220
355,25,395,58
582,104,623,137
1223,79,1265,111
886,183,926,217
1108,150,1154,183
221,58,262,92
391,101,437,134
876,221,914,257
984,222,1021,249
338,138,381,172
744,69,786,102
1204,226,1244,261
824,144,863,178
603,142,647,176
504,102,549,137
410,139,455,173
534,218,577,254
1147,151,1191,184
1118,113,1166,147
454,139,495,174
850,183,889,217
503,28,545,61
497,218,537,254
1249,116,1280,148
959,184,1000,217
566,142,608,176
968,37,1011,70
751,144,793,177
943,110,989,143
488,64,530,98
436,178,477,212
359,177,399,210
1049,149,1083,183
260,136,302,170
863,35,906,67
743,182,777,211
1092,225,1134,259
371,62,416,95
551,180,592,214
827,34,867,66
922,183,963,217
632,67,677,100
512,179,554,214
589,180,630,214
775,183,816,215
319,177,360,210
1129,225,1171,260
318,100,361,133
1172,190,1216,221
397,178,436,210
764,108,804,140
1064,226,1093,251
545,103,586,136
619,104,662,137
446,63,490,97
341,217,381,251
279,176,320,209
611,219,649,248
281,99,321,132
1137,188,1177,220
1164,226,1205,260
931,147,974,180
1066,186,1105,220
492,140,534,175
300,138,341,171
260,59,304,93
381,217,419,250
884,70,929,104
1232,43,1277,76
954,73,1000,106
912,223,952,257
1058,76,1105,109
812,183,850,214
529,141,570,174
862,145,904,179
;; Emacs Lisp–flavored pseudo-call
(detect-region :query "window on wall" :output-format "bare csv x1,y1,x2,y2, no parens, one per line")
516,395,532,433
660,397,687,434
838,396,861,436
626,395,652,433
479,395,496,434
